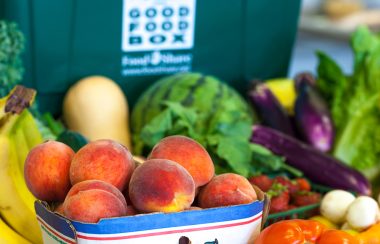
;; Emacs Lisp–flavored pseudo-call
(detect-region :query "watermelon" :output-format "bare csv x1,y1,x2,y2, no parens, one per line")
131,72,256,176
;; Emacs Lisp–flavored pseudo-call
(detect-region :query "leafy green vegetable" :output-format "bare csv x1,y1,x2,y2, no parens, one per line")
317,26,380,180
0,20,25,97
138,97,299,177
0,20,60,140
249,143,303,177
138,99,254,177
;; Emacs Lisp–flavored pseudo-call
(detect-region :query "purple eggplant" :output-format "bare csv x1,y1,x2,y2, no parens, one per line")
294,72,316,90
295,78,334,152
251,125,371,196
247,83,295,136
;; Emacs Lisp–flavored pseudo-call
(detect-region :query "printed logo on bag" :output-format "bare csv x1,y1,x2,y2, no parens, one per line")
121,0,196,76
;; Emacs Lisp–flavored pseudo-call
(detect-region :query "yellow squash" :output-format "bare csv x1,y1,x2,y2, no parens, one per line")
63,76,132,150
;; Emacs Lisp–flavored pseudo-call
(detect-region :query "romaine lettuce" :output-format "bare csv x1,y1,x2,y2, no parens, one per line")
317,26,380,180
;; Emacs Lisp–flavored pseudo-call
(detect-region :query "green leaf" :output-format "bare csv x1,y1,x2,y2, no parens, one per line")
249,142,303,177
351,26,380,69
216,137,252,177
334,93,380,179
316,51,346,104
316,51,350,129
163,101,200,140
216,120,252,139
249,143,273,155
140,108,173,148
252,153,283,171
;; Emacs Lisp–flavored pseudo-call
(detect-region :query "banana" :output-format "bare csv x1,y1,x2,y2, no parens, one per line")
19,110,44,150
0,86,43,244
9,115,39,215
0,216,31,244
10,110,43,171
0,85,36,120
0,135,43,244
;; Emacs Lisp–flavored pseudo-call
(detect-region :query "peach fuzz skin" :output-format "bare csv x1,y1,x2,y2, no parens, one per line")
65,180,127,209
24,141,75,202
148,135,215,188
70,139,135,191
198,173,257,208
63,189,126,223
129,159,195,213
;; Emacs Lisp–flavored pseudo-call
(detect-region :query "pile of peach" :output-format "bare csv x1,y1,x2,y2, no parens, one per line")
24,135,258,223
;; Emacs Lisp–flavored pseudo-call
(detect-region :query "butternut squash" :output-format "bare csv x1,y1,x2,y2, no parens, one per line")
62,76,132,150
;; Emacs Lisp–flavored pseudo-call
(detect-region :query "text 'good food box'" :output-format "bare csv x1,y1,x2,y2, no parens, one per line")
35,188,269,244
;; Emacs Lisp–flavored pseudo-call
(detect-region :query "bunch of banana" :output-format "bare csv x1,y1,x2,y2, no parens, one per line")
0,216,30,244
0,85,44,244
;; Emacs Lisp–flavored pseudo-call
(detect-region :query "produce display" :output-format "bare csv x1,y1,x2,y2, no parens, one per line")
24,135,258,223
1,16,380,244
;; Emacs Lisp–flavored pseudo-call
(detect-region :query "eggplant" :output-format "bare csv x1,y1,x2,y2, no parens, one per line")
251,125,371,196
247,83,295,136
294,72,316,90
295,79,334,152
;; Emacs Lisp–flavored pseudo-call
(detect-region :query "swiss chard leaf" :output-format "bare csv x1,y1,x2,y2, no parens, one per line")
216,137,251,177
139,108,173,150
250,143,303,177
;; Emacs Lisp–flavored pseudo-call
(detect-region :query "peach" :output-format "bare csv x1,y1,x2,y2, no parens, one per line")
65,180,127,209
70,139,134,191
122,185,132,205
63,189,126,223
129,159,195,213
148,135,214,188
126,205,138,216
24,140,75,201
198,173,257,208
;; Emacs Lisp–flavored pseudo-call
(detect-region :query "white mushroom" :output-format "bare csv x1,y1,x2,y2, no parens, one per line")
346,196,379,231
320,190,356,224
